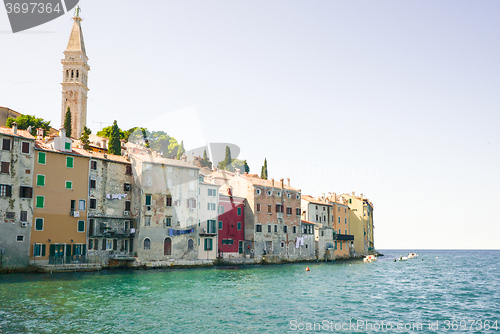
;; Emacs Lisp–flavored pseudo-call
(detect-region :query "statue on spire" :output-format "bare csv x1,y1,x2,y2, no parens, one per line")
74,5,81,18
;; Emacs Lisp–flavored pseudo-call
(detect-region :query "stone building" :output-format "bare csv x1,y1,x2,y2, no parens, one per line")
129,153,200,263
0,125,35,269
301,195,335,260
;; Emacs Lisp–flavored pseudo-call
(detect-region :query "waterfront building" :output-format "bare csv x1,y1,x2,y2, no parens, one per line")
30,129,90,266
0,125,35,269
197,178,220,260
224,172,302,262
301,195,335,260
326,193,354,258
341,192,375,255
217,193,246,259
129,153,200,262
60,9,89,139
299,220,316,260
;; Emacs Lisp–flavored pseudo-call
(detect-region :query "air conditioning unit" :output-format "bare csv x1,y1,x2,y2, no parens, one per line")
21,222,29,228
123,211,130,216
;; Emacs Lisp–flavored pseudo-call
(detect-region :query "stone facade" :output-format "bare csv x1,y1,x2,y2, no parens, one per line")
0,126,35,269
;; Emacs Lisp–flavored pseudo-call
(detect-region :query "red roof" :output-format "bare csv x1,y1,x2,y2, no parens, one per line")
0,126,35,140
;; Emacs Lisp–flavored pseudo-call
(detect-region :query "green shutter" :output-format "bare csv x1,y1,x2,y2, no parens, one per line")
65,142,71,150
36,196,44,208
65,181,72,189
41,244,46,256
82,245,86,256
66,244,72,256
38,152,46,164
209,238,213,250
237,207,241,215
36,175,45,186
146,195,151,205
34,244,39,256
219,221,222,230
237,222,241,230
73,244,77,255
35,218,43,230
66,157,74,168
49,244,55,256
204,238,208,250
78,220,85,232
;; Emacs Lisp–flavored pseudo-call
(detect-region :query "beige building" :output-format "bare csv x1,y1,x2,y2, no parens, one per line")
341,192,375,255
326,193,354,258
30,129,90,265
0,125,35,269
301,195,335,260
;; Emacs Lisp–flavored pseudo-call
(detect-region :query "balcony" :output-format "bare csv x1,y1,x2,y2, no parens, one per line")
335,234,354,241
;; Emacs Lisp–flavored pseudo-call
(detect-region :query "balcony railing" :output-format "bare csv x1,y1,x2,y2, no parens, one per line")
335,234,354,241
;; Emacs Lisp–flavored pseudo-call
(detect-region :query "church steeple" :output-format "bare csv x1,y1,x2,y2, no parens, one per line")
61,6,89,139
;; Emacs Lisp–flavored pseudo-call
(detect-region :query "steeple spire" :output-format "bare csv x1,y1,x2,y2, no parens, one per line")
60,7,90,139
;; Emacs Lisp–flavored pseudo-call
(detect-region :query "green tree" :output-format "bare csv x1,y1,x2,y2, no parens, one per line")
176,140,185,159
80,126,91,150
6,114,51,136
108,120,122,155
201,149,212,169
260,158,268,179
96,125,125,140
243,160,250,174
64,107,72,137
218,146,234,171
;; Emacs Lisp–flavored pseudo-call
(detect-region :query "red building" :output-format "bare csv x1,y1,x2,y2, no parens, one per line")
218,194,245,258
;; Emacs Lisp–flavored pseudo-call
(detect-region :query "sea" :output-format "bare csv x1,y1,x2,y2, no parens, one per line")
0,250,499,333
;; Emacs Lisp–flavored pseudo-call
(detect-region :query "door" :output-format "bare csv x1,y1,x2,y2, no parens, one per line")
164,238,172,256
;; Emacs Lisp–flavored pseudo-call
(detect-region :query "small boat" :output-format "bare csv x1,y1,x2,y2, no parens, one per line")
398,256,408,261
363,255,377,262
407,253,418,259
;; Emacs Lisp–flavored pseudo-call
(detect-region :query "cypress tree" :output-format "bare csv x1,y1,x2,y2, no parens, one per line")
260,158,268,179
202,149,212,168
108,120,121,155
64,107,72,137
176,140,185,159
224,146,232,168
243,160,250,173
80,126,91,150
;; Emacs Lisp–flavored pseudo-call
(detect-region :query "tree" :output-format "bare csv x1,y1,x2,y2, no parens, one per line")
6,114,51,136
201,149,212,169
218,146,234,171
64,107,72,137
96,125,125,140
260,158,268,179
108,120,121,155
244,160,250,174
80,126,91,150
176,140,185,159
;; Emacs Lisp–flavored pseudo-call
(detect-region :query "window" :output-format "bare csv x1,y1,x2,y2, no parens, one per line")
237,207,242,215
293,226,297,234
90,198,97,209
218,206,224,214
238,241,243,254
125,201,131,211
283,225,288,233
204,238,213,251
2,139,11,151
66,156,74,168
267,190,272,196
256,224,262,232
21,141,30,154
65,181,72,189
20,186,33,198
166,196,172,207
281,242,284,248
38,152,46,164
321,230,324,237
256,188,261,195
144,238,151,250
79,200,85,210
276,191,281,197
207,203,216,210
188,198,197,209
145,217,151,226
316,215,318,221
338,217,340,224
145,194,152,206
165,217,172,227
124,183,131,192
90,179,96,189
6,212,15,219
37,175,45,187
287,193,291,199
256,203,261,212
207,220,216,233
16,235,24,242
296,208,301,216
268,224,272,233
345,217,347,224
345,229,348,235
188,238,194,250
208,189,216,196
91,160,97,170
335,241,337,250
340,242,342,251
237,222,241,230
324,215,326,222
286,207,292,215
33,243,46,257
296,194,300,200
274,225,278,233
315,206,318,210
36,196,44,208
126,165,132,175
78,220,85,232
267,205,272,214
1,162,9,174
20,211,27,222
65,142,71,150
219,221,223,230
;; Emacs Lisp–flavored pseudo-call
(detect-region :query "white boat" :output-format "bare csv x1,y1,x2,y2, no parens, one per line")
398,256,408,261
407,253,418,259
363,255,377,262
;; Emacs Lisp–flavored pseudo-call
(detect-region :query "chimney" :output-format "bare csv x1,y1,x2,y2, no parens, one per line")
280,178,284,188
12,122,17,135
287,178,290,186
228,187,232,197
36,128,44,141
59,127,66,139
271,178,274,187
102,138,108,149
360,193,363,199
321,193,325,201
236,168,240,176
352,191,355,197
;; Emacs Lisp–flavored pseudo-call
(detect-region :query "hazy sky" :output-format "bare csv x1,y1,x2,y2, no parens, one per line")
1,1,499,249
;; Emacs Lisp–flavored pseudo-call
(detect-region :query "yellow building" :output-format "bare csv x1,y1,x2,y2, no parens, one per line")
341,192,375,255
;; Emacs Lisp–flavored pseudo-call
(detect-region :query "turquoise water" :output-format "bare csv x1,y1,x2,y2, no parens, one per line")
0,250,499,333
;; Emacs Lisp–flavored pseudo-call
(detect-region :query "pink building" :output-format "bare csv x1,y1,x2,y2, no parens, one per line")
217,194,246,258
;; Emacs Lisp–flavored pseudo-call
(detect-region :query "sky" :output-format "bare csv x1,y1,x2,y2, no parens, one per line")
1,1,499,249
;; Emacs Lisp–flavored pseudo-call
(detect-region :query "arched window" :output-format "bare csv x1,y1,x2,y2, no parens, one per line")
71,70,74,79
66,70,69,79
164,237,172,255
144,238,150,250
188,238,194,250
76,70,79,78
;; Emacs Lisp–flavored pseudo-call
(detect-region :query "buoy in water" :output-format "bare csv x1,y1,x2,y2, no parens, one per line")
306,266,310,271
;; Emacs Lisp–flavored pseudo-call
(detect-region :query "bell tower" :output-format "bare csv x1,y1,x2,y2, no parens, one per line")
61,6,89,139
